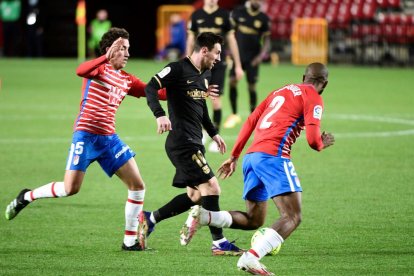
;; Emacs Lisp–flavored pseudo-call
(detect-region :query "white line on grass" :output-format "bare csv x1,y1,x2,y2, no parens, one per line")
0,114,413,144
326,114,414,138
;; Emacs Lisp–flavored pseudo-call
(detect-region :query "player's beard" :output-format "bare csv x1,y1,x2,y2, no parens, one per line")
202,56,215,70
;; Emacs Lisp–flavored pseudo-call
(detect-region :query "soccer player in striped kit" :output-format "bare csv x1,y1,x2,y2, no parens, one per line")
5,27,166,251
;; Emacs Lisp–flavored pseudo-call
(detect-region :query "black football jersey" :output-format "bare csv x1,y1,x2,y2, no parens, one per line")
188,7,233,61
231,6,270,61
146,57,217,146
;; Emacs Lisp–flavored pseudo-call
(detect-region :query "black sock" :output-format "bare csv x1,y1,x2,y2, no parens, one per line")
201,195,224,241
213,109,222,133
229,86,237,114
249,88,257,113
153,193,195,223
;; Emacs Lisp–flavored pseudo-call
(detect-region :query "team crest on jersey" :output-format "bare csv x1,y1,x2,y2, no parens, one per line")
254,20,262,28
215,17,223,25
313,105,323,120
157,66,171,78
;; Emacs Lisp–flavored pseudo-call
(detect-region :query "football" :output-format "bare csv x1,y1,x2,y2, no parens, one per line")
251,227,282,256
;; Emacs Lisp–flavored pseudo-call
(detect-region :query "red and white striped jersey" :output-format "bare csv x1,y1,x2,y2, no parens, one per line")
74,55,148,135
231,83,324,159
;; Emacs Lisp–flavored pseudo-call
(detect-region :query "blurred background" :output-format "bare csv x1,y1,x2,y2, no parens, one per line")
0,0,414,66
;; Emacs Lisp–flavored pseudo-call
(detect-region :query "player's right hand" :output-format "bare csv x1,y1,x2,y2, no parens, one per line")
156,116,172,134
106,37,123,61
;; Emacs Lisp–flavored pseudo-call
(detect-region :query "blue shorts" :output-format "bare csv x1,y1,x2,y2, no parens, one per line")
65,131,135,177
242,152,302,202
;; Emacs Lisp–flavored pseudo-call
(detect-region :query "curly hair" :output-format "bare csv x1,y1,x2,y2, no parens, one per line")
99,27,129,55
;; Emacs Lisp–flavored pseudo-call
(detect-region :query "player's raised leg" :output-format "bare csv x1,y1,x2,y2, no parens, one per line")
5,170,82,220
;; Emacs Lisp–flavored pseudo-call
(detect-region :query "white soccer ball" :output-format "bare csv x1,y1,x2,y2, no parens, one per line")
251,227,282,256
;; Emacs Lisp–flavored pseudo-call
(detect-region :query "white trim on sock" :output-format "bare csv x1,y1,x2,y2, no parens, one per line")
124,189,145,246
201,208,232,228
25,182,67,201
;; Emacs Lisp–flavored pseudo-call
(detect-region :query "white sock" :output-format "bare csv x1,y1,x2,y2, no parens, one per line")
149,212,157,224
24,182,67,202
251,228,284,260
200,207,232,228
124,189,145,246
212,237,227,247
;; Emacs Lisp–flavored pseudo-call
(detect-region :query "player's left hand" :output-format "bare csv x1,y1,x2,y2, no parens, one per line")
212,134,226,154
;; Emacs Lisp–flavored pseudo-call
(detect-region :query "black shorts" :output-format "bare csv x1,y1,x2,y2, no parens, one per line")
230,60,259,84
166,143,215,188
211,61,227,94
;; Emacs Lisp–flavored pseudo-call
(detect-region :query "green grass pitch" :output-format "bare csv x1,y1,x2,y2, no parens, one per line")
0,58,413,275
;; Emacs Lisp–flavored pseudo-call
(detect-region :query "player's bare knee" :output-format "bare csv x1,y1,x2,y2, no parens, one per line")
188,193,201,203
208,185,221,195
129,182,145,191
294,212,302,227
289,212,302,228
248,220,264,230
207,179,221,195
241,211,264,229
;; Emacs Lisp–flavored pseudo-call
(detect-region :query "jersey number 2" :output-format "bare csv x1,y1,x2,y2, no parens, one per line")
259,96,285,129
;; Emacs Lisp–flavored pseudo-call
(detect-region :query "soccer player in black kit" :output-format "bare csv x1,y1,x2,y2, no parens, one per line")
223,0,271,129
141,32,243,256
187,0,244,152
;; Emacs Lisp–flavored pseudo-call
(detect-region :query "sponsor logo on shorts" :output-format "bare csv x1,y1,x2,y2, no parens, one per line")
115,146,130,159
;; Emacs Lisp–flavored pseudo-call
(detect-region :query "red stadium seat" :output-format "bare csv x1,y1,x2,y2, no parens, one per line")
314,3,328,18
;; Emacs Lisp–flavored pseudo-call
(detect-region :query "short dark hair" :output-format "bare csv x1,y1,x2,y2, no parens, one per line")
99,27,129,55
194,32,223,52
304,62,328,83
